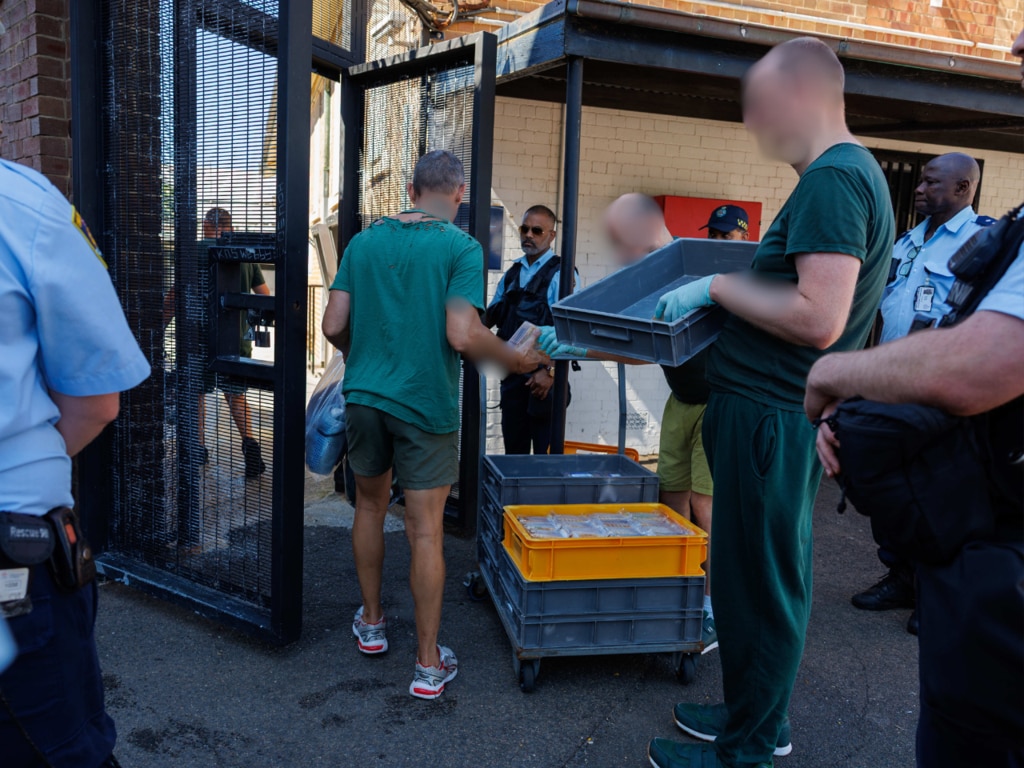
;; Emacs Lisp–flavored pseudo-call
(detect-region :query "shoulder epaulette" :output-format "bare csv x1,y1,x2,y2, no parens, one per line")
975,215,997,227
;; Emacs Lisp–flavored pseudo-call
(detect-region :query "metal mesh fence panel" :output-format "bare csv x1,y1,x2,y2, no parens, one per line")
102,0,281,607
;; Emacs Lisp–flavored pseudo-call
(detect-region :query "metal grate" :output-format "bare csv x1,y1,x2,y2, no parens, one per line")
313,0,352,49
102,0,280,607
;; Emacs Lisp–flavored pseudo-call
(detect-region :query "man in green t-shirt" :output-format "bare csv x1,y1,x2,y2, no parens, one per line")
648,38,893,768
322,150,540,701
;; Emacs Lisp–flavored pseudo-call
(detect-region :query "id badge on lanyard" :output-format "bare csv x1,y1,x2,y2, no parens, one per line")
914,284,935,313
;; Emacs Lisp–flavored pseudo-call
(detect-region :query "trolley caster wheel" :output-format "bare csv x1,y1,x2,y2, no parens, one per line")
519,660,539,693
464,572,488,601
676,653,698,685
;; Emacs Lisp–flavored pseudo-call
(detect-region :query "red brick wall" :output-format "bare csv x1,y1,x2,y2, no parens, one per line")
0,0,71,196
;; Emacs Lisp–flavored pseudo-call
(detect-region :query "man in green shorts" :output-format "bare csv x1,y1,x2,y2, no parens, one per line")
322,150,540,701
647,38,893,767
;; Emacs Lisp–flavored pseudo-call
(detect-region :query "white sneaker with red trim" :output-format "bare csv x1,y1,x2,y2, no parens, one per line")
352,606,388,655
409,645,458,700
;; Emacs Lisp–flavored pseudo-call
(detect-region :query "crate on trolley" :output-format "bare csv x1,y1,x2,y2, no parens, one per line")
472,492,708,692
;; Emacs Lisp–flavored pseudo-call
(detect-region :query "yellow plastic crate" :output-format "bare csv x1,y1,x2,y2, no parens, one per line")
502,503,708,582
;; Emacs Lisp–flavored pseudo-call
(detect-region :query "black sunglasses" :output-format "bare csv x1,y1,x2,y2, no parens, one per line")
519,225,550,236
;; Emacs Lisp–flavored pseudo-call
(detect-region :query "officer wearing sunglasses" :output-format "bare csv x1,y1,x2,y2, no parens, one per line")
484,205,578,454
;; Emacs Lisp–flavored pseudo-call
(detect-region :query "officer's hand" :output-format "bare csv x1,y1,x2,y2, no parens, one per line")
654,275,716,323
526,368,554,400
814,401,842,479
537,325,588,358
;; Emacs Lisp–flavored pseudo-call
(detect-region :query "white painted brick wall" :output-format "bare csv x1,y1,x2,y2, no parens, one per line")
488,97,1024,455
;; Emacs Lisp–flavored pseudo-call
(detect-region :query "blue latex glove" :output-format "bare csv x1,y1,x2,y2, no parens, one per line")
537,325,587,359
654,274,717,323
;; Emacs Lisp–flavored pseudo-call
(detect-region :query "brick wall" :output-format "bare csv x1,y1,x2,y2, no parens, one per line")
486,96,1024,454
0,0,71,195
450,0,1023,64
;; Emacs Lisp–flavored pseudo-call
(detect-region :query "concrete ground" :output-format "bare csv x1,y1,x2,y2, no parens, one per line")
95,477,919,767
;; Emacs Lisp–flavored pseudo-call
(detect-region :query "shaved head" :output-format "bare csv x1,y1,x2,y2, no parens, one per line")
604,194,673,266
743,37,852,169
767,36,845,101
916,152,981,220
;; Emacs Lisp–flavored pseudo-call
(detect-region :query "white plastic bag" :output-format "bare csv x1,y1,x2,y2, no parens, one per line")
305,353,347,475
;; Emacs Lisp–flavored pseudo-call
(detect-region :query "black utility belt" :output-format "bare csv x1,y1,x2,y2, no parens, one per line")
0,507,96,619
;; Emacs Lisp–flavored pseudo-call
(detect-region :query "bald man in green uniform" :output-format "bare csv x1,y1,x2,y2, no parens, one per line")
648,38,893,768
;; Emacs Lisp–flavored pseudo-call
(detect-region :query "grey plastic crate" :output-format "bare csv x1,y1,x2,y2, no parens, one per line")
490,570,702,651
479,488,504,545
496,556,704,620
482,454,659,507
551,237,757,366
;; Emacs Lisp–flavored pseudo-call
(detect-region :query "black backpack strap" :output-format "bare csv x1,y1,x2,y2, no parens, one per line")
524,256,562,298
940,204,1024,327
502,261,524,294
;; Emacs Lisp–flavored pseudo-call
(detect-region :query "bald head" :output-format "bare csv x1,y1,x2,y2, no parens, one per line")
604,194,673,266
743,37,850,169
915,152,981,221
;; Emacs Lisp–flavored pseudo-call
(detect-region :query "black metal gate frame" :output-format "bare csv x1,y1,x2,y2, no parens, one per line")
70,0,315,644
328,33,498,536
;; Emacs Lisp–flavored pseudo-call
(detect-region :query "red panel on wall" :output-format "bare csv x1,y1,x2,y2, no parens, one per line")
655,196,763,241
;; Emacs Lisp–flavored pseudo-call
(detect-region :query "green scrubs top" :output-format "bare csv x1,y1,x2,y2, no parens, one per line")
707,143,894,409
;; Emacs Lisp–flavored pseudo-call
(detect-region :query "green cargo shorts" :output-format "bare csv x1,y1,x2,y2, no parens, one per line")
657,395,713,495
346,403,459,491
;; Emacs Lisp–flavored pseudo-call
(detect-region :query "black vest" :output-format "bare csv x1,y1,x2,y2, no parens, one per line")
488,257,562,342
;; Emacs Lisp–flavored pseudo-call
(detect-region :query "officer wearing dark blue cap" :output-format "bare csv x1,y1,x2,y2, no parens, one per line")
699,205,751,241
0,158,149,765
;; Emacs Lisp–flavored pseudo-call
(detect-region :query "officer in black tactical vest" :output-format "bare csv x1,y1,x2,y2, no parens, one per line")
485,205,576,454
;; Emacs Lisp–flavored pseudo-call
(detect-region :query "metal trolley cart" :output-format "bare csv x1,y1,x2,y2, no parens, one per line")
467,364,707,692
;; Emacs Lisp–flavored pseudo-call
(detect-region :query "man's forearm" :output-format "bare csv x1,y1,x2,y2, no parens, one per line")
808,311,1024,417
710,272,839,348
460,322,523,370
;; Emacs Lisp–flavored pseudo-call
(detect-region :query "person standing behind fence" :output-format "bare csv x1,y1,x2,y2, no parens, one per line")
647,38,892,768
322,150,541,700
0,158,150,766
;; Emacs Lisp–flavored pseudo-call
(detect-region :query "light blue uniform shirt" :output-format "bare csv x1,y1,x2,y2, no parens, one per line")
880,206,991,342
0,159,151,516
488,249,579,308
977,243,1024,322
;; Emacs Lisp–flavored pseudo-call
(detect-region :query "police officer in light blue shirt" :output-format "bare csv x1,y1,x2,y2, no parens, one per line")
0,158,150,766
485,204,578,454
855,152,995,631
879,153,994,343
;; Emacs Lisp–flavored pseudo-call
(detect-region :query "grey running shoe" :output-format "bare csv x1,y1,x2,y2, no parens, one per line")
352,606,388,655
409,645,458,700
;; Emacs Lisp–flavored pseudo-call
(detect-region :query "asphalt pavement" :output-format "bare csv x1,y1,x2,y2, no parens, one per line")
95,477,919,768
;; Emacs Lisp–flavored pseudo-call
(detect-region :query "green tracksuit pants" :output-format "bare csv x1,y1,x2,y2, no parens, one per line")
702,391,824,767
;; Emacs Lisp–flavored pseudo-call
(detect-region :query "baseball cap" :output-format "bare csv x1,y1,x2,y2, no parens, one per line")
700,204,750,234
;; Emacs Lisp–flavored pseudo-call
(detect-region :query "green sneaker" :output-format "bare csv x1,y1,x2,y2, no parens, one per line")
701,610,718,655
648,739,771,768
673,703,793,757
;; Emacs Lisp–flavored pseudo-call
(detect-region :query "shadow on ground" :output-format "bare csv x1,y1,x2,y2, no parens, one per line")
96,479,918,767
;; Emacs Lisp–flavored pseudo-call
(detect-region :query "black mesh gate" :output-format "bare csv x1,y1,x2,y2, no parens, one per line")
340,34,497,533
71,0,315,643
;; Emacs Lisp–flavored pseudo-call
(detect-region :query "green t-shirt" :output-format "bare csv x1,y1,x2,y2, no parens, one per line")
332,216,484,434
707,143,893,409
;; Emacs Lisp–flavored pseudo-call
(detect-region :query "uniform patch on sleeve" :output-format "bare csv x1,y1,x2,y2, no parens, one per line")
72,206,107,268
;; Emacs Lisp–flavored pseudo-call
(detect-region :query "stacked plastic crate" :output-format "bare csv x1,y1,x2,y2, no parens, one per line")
477,454,707,691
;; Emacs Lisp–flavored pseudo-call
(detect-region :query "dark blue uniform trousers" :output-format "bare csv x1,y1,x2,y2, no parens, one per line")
0,565,115,767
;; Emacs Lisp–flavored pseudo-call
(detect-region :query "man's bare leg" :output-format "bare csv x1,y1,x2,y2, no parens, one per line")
224,392,255,440
403,485,450,668
690,491,713,596
352,470,393,625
